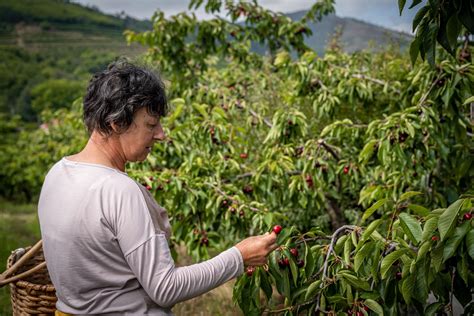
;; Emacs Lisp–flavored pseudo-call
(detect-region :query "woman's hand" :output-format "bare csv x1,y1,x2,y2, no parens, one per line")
235,232,278,266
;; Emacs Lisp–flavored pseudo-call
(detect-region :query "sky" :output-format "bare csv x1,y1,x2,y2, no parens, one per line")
71,0,420,34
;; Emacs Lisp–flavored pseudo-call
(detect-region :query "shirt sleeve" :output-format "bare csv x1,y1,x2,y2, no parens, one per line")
124,234,244,308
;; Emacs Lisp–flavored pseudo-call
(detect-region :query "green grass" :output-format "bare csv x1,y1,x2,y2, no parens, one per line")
0,198,41,315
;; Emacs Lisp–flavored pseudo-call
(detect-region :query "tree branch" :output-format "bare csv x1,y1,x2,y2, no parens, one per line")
318,139,340,160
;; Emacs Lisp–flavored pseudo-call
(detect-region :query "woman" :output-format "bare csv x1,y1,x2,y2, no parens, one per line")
38,61,278,315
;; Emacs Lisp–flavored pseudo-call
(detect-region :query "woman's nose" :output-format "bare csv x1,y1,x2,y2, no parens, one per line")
154,124,166,141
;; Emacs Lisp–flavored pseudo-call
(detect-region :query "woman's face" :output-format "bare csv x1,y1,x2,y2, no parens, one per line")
118,107,165,162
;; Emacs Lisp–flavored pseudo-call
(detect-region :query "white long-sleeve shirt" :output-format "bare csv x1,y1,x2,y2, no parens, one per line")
38,158,243,315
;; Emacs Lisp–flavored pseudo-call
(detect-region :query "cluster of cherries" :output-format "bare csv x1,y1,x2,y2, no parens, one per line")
193,228,209,246
143,176,167,191
222,199,245,217
245,225,304,277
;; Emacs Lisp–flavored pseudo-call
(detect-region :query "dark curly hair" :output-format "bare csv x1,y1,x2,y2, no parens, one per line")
83,60,168,135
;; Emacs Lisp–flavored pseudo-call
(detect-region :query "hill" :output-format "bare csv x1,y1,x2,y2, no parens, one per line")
289,11,412,55
0,0,150,121
0,0,150,53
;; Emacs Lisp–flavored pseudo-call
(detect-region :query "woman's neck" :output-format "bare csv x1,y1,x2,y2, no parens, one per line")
68,132,127,172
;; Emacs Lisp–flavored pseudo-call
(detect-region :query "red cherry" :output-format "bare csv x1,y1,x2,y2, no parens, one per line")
157,184,164,190
297,259,305,268
239,210,245,217
395,272,402,280
290,248,298,257
363,305,369,311
272,225,282,234
228,206,236,214
146,185,152,191
343,166,349,174
278,257,289,268
201,237,209,246
356,312,364,316
246,266,254,276
243,185,253,194
464,213,472,220
240,153,248,159
431,236,439,241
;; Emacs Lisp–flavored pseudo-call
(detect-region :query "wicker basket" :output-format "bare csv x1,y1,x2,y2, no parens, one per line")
0,240,57,315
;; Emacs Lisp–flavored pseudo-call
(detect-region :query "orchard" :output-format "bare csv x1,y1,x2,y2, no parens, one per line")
1,0,473,315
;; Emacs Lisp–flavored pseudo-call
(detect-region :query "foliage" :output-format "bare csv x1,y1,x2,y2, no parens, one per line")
125,0,334,90
233,195,474,315
0,47,118,121
30,79,84,113
0,100,87,201
0,0,472,314
398,0,473,65
0,0,150,33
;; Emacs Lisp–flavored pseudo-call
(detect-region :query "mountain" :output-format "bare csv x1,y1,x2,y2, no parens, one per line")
287,11,412,55
0,0,411,56
0,0,150,54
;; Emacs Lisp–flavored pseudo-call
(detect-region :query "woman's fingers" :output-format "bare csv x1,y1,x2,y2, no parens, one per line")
235,232,280,266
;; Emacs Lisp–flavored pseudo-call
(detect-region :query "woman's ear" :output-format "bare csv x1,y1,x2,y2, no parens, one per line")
110,122,121,133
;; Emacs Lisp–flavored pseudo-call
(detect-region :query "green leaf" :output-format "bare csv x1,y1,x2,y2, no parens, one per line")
406,122,415,138
362,199,388,222
339,272,371,291
305,247,316,278
289,256,299,286
365,299,384,315
463,96,474,105
359,140,378,163
416,241,432,262
354,241,375,273
305,280,321,300
381,249,409,279
446,14,461,48
424,302,443,316
412,5,429,32
409,36,421,65
466,229,474,260
443,221,470,261
399,213,423,244
276,226,293,245
407,204,430,216
344,236,352,264
399,191,422,202
398,0,406,15
359,219,382,247
409,0,423,9
282,269,291,298
457,253,469,285
421,217,439,241
438,199,464,241
431,246,444,272
413,261,429,303
401,273,416,304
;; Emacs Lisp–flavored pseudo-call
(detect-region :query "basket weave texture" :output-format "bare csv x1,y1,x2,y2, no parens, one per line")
3,241,57,315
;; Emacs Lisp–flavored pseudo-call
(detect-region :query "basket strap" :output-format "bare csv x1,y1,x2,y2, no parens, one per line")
0,240,45,287
0,261,47,286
